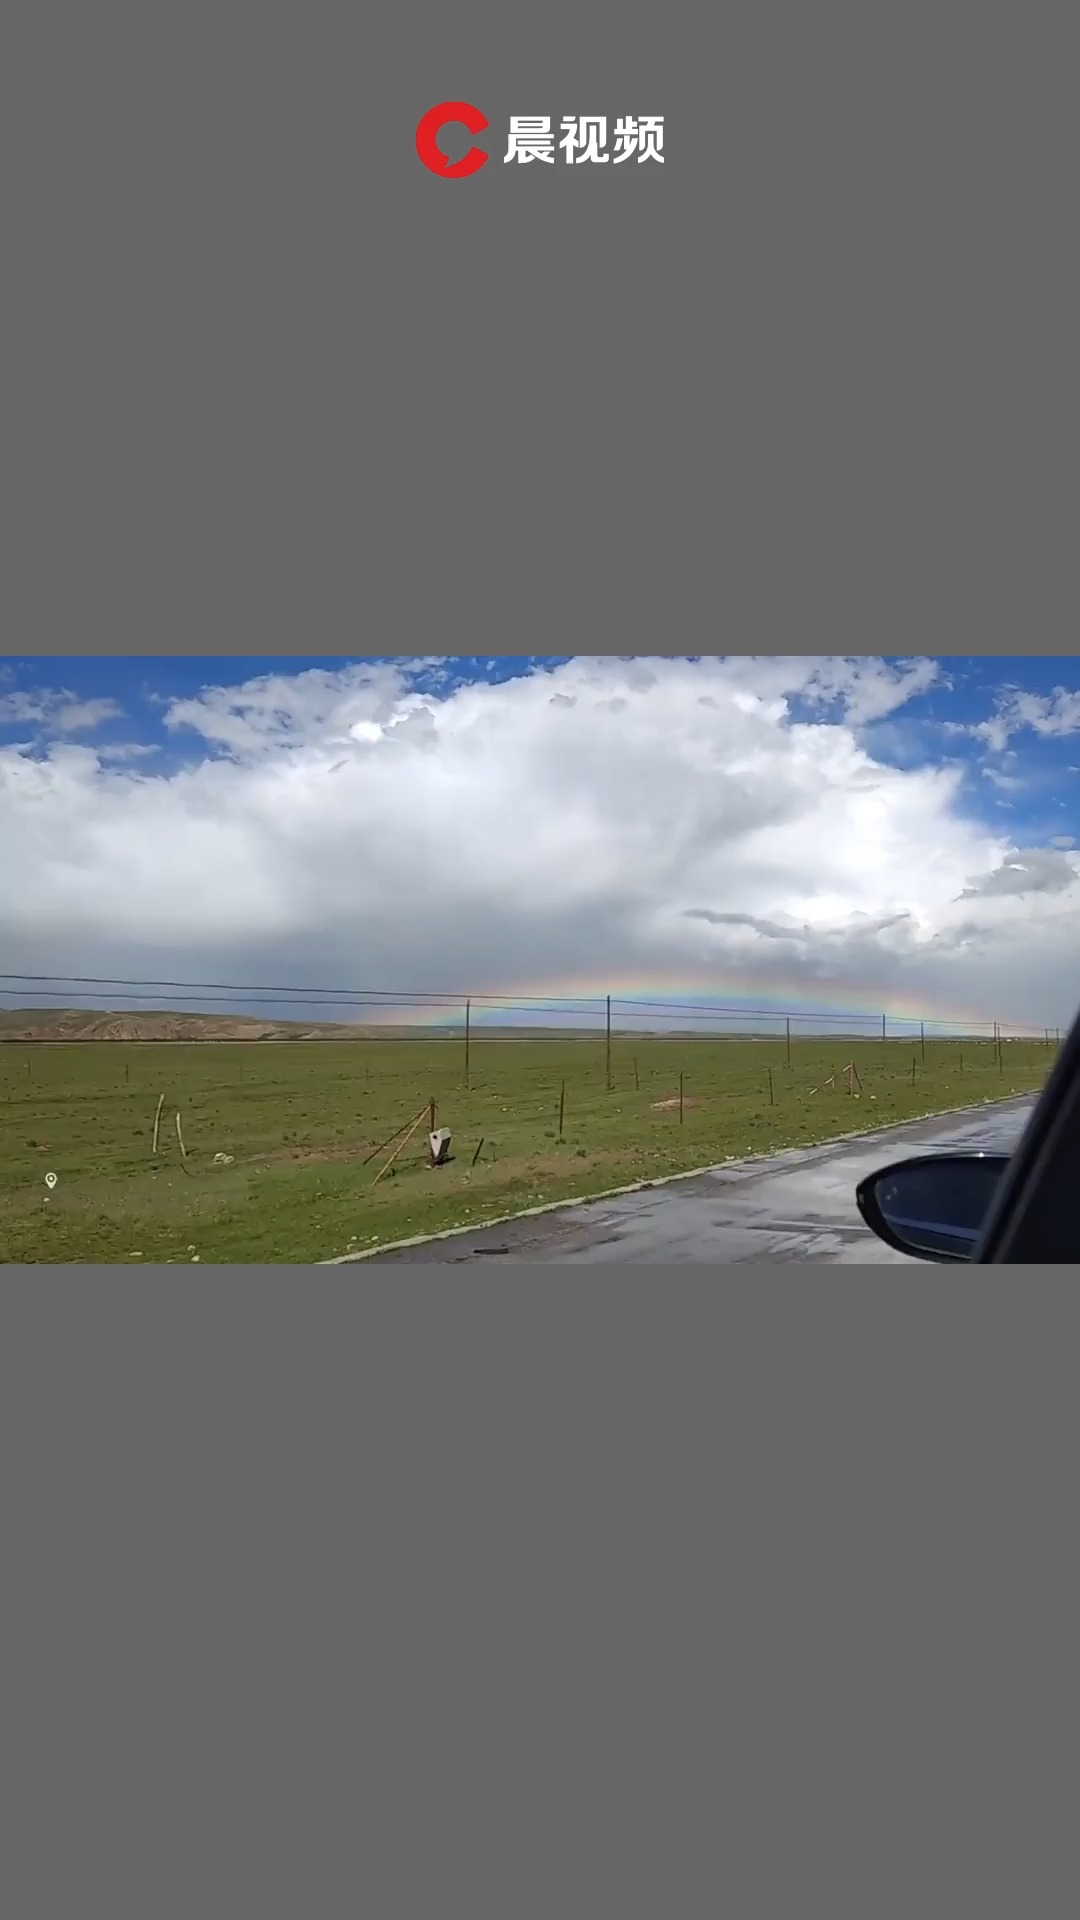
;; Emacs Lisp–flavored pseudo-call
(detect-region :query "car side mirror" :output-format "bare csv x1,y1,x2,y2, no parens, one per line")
855,1152,1011,1262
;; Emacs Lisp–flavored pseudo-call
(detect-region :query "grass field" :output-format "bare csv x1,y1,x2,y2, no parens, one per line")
1,1035,1055,1264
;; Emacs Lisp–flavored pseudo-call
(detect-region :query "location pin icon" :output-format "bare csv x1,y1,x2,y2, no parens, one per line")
44,1172,58,1191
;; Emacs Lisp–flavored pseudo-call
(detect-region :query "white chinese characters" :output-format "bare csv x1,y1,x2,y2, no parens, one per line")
504,117,556,164
505,114,664,164
613,116,664,163
559,116,609,163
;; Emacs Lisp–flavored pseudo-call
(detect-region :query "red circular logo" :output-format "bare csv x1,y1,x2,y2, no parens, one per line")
416,101,490,178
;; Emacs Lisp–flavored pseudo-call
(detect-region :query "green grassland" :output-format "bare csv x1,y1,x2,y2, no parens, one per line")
1,1035,1055,1264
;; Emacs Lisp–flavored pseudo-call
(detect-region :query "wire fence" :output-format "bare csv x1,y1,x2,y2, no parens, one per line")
0,969,1064,1053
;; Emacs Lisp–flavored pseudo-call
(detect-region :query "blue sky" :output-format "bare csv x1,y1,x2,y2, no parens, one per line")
2,652,1077,847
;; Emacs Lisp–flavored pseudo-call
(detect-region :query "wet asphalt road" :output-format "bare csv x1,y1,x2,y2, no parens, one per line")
355,1097,1034,1265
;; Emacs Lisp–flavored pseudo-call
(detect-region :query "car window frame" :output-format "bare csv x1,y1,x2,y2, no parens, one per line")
975,1006,1080,1263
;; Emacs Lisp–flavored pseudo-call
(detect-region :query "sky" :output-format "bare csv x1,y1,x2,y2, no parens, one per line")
1,653,1079,1036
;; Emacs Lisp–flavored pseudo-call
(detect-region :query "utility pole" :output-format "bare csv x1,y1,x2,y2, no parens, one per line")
606,994,612,1092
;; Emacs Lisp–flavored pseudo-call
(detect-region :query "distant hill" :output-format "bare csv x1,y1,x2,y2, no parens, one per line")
0,1007,611,1043
0,1007,373,1042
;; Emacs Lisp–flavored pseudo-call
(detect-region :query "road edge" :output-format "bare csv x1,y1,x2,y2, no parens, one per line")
319,1091,1033,1265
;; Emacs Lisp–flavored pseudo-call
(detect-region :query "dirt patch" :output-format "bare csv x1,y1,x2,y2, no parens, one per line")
650,1096,706,1111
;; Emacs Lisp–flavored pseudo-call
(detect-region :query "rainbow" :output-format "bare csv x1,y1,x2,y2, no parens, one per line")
359,967,992,1037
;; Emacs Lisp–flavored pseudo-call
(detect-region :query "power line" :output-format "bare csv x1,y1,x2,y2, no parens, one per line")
0,969,1049,1039
0,970,1039,1033
627,1001,1007,1036
0,971,602,1009
0,987,609,1020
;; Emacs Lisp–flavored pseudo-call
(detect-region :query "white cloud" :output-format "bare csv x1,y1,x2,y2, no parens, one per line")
52,698,125,733
958,848,1077,900
0,686,123,733
1,656,1078,1029
796,654,942,724
161,661,440,760
96,741,160,762
966,684,1080,752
